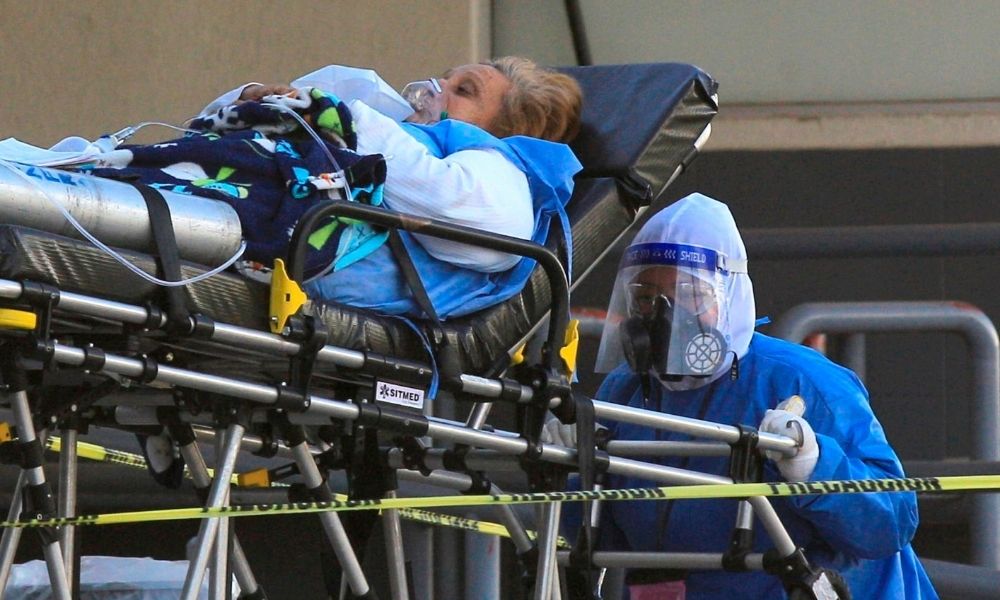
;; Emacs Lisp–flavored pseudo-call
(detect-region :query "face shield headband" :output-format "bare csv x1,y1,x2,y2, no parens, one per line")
619,242,740,275
596,242,743,379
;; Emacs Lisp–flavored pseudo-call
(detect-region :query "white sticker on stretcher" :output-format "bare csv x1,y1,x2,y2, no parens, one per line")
374,381,425,409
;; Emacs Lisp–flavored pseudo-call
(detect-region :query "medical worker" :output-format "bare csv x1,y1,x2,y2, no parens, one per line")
560,193,938,598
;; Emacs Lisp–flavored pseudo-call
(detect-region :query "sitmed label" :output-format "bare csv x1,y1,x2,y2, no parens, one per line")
374,380,425,410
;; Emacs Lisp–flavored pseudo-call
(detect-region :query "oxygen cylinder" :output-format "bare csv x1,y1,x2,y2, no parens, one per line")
0,161,243,266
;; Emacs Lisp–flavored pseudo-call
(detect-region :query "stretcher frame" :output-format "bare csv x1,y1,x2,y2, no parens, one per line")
0,62,847,599
0,265,841,599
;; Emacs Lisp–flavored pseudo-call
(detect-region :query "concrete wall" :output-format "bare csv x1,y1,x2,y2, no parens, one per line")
494,0,1000,149
1,0,490,146
495,0,1000,102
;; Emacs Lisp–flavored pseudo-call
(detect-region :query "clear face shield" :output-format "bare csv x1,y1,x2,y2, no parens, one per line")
400,78,449,125
595,242,734,379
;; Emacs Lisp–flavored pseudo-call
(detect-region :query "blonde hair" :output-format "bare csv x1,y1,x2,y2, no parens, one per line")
485,56,582,143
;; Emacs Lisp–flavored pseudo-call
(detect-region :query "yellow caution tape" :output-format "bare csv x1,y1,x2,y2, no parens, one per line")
41,435,561,543
395,508,569,547
396,507,508,536
46,436,237,484
3,475,996,529
47,437,149,471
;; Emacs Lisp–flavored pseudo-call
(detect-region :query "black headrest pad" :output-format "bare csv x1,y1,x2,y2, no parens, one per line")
556,63,718,203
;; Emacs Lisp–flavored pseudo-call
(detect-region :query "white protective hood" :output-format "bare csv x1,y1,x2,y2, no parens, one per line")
599,192,755,388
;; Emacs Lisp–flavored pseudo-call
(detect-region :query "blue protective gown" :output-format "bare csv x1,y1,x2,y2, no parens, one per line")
304,119,581,318
586,332,938,599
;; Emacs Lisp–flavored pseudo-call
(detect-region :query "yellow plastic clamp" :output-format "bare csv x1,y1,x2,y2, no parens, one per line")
237,468,272,489
510,343,527,367
268,259,308,334
559,319,580,380
0,308,37,331
0,422,13,442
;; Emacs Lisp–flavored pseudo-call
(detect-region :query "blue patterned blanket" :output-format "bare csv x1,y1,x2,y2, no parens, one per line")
90,89,388,279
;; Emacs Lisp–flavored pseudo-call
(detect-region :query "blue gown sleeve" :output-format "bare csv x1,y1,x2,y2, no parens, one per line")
785,371,919,560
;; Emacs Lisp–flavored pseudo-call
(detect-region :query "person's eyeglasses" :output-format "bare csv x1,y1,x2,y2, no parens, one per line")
626,280,717,316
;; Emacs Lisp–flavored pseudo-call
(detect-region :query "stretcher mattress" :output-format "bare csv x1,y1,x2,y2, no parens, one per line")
0,63,717,376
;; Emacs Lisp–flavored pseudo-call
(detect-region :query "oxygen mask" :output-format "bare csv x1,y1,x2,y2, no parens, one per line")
400,79,449,125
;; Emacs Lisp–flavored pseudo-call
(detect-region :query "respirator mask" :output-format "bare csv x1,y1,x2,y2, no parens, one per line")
400,78,449,125
595,242,736,380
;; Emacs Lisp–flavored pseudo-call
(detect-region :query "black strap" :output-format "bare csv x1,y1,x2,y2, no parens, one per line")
385,229,461,382
566,392,600,599
127,182,190,333
575,393,597,513
387,230,440,327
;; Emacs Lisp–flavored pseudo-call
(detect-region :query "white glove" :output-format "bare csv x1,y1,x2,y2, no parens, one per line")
541,418,579,447
540,418,608,448
760,408,819,482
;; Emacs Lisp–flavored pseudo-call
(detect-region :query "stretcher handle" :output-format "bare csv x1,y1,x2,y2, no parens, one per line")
286,200,572,372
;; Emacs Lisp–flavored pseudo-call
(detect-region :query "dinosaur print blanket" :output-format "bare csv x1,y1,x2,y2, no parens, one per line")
89,88,388,279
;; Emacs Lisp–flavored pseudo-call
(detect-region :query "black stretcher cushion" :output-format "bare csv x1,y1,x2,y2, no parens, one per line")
0,63,717,376
556,63,718,204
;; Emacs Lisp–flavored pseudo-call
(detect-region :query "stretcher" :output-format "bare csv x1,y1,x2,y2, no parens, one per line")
0,63,851,599
0,63,715,376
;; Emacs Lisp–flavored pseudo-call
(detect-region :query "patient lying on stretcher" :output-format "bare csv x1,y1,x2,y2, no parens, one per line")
92,57,583,319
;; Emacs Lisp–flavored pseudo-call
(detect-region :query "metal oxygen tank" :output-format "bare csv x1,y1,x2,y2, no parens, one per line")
0,160,243,266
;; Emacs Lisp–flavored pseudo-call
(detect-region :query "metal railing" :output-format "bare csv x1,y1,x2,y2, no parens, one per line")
772,301,1000,571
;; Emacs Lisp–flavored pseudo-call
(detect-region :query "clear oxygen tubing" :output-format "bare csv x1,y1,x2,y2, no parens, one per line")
118,109,348,197
0,104,347,287
95,121,202,150
0,156,247,287
260,96,353,201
